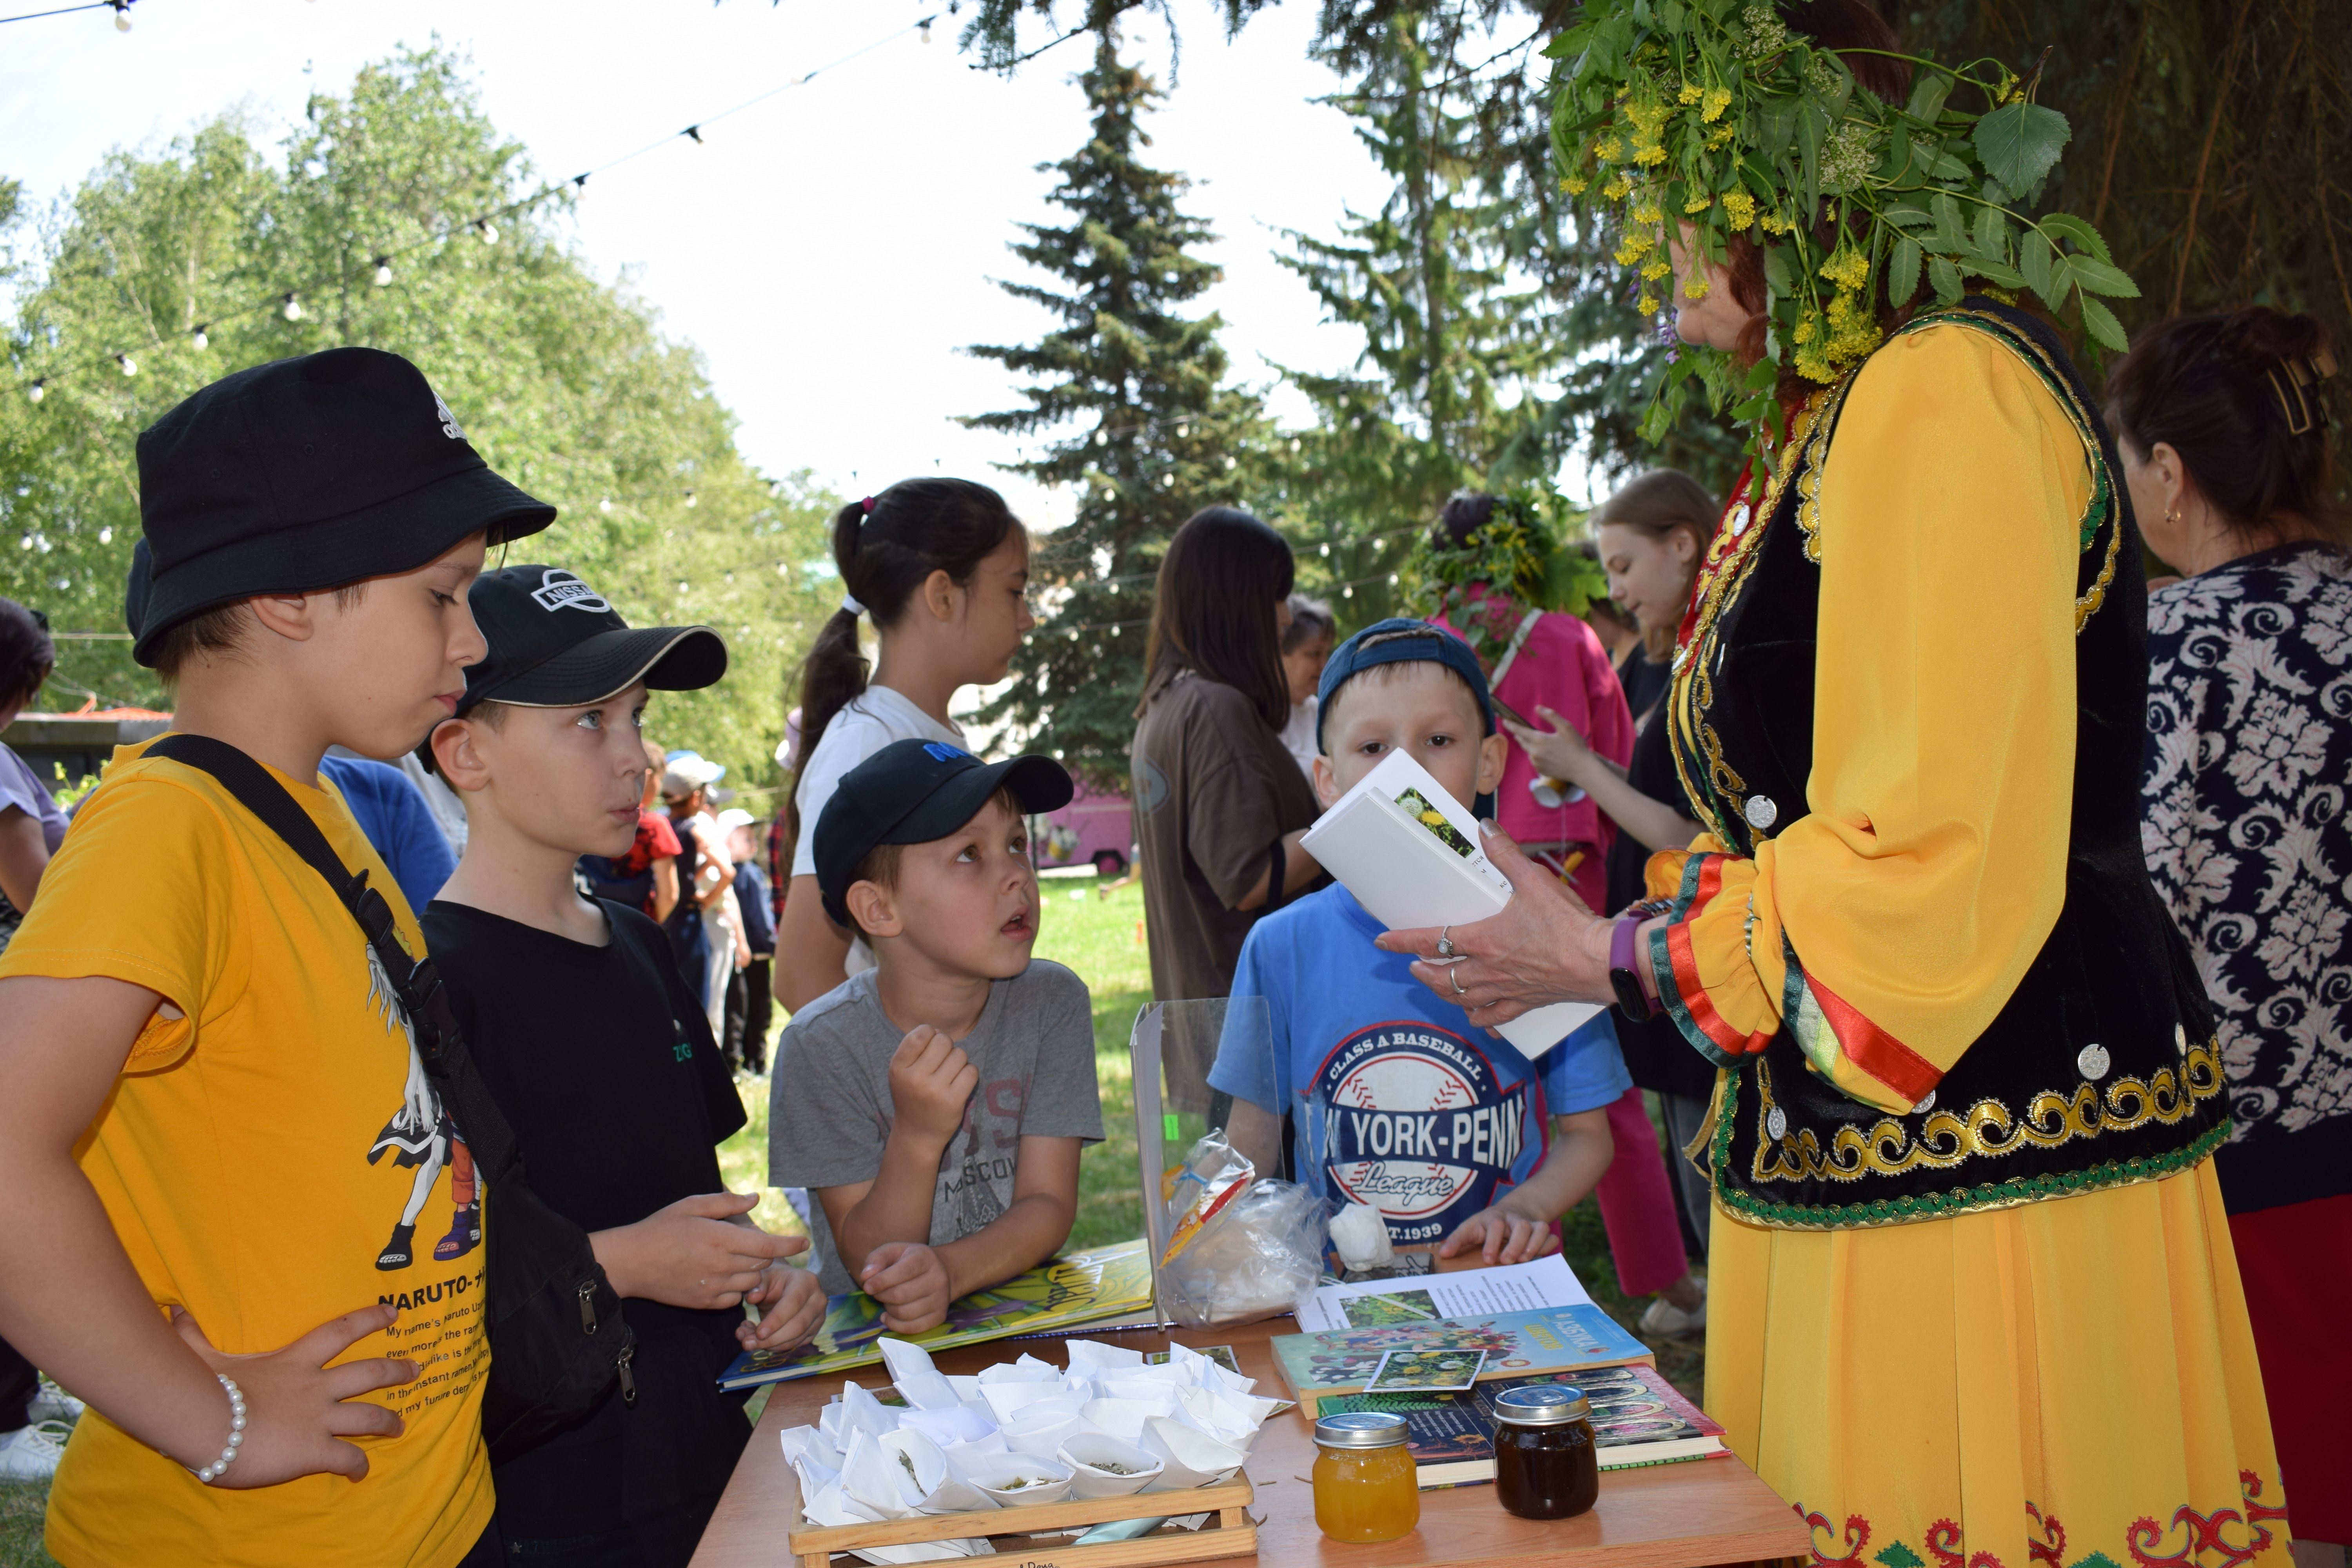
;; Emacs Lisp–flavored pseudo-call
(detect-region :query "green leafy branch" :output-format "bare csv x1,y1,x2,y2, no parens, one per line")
1543,0,2139,454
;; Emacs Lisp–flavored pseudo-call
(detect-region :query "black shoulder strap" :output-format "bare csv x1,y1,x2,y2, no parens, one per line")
146,734,522,1182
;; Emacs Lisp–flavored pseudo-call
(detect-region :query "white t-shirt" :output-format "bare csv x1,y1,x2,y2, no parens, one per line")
790,686,966,975
1278,696,1320,782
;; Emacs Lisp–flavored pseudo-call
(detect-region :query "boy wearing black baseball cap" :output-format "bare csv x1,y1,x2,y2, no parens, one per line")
422,564,821,1563
0,349,551,1567
769,739,1103,1334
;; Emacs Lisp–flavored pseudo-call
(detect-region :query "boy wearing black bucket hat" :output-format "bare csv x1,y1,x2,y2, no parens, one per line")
769,739,1103,1334
0,348,551,1567
421,565,822,1564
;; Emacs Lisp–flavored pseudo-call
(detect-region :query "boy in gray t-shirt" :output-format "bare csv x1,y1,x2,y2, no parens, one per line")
769,739,1103,1330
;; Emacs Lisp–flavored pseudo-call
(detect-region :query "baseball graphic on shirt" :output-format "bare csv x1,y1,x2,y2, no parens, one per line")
1314,1022,1530,1245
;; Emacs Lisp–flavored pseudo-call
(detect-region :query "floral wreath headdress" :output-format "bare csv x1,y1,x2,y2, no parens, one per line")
1546,0,2140,456
1405,488,1608,675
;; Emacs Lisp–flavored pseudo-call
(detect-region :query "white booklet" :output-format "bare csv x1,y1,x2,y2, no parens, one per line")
1292,1254,1596,1333
1300,747,1604,1058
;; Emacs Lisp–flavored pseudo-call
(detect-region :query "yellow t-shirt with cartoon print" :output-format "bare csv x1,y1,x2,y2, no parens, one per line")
0,740,492,1568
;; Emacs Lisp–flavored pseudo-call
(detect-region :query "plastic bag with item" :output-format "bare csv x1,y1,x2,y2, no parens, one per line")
1156,1130,1332,1328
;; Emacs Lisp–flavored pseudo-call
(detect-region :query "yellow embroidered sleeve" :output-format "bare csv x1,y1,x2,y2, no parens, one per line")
1650,325,2087,1114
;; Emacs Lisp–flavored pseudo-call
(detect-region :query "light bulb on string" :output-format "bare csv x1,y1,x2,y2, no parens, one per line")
373,257,393,286
475,220,499,245
116,354,138,377
283,293,304,321
919,17,933,43
683,490,697,508
191,325,209,351
27,381,45,405
599,498,613,514
111,2,130,31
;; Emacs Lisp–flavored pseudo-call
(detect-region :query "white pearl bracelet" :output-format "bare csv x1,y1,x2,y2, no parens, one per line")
194,1374,247,1484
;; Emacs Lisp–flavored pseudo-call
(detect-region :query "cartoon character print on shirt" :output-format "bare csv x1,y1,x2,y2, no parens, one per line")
1311,1021,1535,1246
362,938,480,1270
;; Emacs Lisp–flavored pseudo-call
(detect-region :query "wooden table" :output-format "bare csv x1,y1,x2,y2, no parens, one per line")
691,1317,1812,1568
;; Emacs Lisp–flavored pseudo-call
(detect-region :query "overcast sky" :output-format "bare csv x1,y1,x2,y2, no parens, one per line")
0,0,1527,529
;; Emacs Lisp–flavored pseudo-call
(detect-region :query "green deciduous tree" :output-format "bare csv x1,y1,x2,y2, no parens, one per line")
0,47,835,788
963,30,1267,788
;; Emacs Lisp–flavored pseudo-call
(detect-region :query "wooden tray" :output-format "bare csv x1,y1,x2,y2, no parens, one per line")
786,1475,1257,1568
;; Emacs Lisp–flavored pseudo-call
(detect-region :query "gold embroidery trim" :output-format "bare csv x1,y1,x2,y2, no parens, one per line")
1746,1041,2225,1185
1667,384,1845,842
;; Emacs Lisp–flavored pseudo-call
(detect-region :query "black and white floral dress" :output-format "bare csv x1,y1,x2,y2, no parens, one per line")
2141,539,2352,1214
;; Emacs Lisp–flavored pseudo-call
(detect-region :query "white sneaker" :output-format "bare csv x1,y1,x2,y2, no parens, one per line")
0,1421,67,1481
30,1377,83,1424
1639,1279,1708,1338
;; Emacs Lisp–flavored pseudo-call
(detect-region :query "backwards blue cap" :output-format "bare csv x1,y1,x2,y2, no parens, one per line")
1314,617,1497,755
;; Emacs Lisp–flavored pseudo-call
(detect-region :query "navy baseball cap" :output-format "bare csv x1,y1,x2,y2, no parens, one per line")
1315,617,1496,753
814,739,1074,927
456,564,727,715
131,348,555,666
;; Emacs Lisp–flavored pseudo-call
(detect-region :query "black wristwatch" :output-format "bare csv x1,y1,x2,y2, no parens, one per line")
1610,913,1659,1021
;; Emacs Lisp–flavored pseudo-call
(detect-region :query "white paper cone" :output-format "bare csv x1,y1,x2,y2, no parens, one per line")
1139,1416,1242,1491
964,1455,1075,1508
1055,1434,1164,1498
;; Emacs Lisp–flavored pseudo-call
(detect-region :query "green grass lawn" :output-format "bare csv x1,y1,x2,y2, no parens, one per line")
0,868,1699,1568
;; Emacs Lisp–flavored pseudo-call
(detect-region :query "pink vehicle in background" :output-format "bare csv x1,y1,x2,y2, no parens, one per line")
1029,778,1135,878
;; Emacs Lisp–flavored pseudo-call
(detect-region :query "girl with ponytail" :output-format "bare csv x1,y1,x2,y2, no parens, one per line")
772,479,1031,1012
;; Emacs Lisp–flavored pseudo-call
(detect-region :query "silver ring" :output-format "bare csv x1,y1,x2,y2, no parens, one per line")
1451,967,1467,996
1435,926,1457,959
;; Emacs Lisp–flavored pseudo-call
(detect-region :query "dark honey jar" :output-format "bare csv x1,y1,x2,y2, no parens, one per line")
1490,1384,1599,1520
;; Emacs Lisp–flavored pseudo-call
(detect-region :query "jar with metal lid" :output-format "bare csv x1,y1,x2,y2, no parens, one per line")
1311,1410,1420,1543
1490,1384,1599,1520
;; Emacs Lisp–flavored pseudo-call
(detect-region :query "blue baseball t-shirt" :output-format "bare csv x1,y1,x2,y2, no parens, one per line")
1208,882,1632,1249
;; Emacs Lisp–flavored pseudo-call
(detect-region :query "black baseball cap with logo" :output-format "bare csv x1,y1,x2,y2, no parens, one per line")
130,347,556,666
456,565,728,715
814,738,1074,927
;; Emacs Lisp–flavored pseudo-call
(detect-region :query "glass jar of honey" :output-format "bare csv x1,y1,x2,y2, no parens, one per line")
1311,1411,1420,1543
1490,1384,1599,1520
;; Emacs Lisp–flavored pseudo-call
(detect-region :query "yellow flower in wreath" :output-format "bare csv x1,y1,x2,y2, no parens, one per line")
1722,190,1758,229
1819,247,1871,292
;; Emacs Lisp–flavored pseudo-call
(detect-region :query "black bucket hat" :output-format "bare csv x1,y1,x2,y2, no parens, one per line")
456,564,727,715
130,347,555,666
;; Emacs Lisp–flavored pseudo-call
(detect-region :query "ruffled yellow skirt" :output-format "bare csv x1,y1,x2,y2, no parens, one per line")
1706,1159,2293,1567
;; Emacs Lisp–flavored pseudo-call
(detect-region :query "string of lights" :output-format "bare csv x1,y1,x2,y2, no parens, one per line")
15,12,938,403
0,0,129,27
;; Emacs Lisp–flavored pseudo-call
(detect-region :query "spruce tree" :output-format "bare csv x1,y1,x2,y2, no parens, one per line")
964,30,1266,788
1274,7,1567,628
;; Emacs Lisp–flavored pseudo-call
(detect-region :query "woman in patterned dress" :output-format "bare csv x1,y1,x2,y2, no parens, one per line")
2117,308,2348,1568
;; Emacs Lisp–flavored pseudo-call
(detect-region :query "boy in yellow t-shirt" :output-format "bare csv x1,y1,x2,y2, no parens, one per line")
0,348,555,1568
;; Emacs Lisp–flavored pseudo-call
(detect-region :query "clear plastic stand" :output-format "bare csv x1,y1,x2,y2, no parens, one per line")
1129,997,1271,1314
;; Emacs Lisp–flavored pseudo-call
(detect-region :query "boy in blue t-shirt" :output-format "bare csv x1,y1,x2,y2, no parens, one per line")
1210,618,1630,1267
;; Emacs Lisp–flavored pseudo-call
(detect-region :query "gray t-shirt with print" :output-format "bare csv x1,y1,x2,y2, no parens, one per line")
769,959,1104,1295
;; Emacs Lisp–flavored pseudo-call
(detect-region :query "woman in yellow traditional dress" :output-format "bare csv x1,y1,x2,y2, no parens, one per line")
1380,2,2290,1562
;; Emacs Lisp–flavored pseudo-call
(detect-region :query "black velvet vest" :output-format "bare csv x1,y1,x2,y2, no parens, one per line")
1666,301,2225,1229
